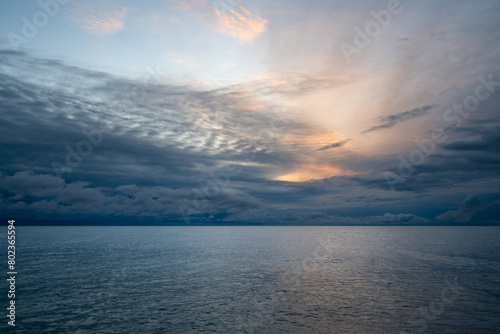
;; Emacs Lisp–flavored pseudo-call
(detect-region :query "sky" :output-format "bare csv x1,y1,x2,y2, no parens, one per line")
1,0,500,225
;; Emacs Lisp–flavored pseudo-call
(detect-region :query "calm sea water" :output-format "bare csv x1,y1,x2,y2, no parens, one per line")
1,226,500,333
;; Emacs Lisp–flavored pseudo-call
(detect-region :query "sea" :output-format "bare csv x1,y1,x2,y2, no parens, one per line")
1,226,499,333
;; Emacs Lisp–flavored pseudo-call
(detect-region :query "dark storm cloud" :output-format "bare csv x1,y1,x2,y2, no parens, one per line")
440,122,500,153
0,50,291,221
0,170,261,222
436,194,482,223
471,200,500,225
222,209,431,225
362,106,433,133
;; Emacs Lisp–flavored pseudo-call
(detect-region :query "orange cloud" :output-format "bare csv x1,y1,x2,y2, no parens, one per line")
274,129,355,182
69,1,127,36
275,164,356,182
214,6,268,42
283,129,348,152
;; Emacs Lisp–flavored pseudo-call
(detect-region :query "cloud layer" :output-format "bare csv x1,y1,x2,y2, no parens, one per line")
1,50,500,225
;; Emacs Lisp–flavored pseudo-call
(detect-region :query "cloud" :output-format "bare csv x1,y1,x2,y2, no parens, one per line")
316,140,349,151
172,0,267,42
0,170,63,199
68,1,127,36
440,122,500,153
223,209,431,225
471,199,500,225
214,5,268,42
0,171,261,221
274,164,356,182
436,194,482,223
0,49,292,222
1,50,500,225
362,106,433,133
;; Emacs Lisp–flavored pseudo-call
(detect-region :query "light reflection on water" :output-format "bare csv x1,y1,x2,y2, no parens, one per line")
3,226,500,333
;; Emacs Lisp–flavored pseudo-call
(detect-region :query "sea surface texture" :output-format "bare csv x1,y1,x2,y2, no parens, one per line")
2,226,500,333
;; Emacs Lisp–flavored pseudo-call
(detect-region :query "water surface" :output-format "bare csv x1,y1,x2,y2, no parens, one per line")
2,226,500,333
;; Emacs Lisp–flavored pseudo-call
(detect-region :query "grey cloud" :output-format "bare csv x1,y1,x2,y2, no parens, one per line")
471,200,500,225
440,123,500,153
316,140,349,151
223,209,431,225
0,49,299,185
436,194,482,223
0,171,261,221
2,49,500,225
362,106,433,133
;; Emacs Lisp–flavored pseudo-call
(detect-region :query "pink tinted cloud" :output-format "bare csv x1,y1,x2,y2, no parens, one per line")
69,1,127,36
